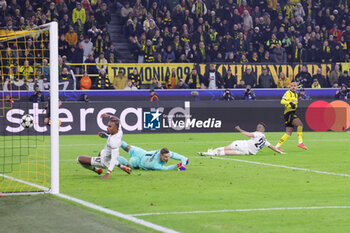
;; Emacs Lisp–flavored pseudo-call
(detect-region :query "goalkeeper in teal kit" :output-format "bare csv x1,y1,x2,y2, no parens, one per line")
117,141,189,171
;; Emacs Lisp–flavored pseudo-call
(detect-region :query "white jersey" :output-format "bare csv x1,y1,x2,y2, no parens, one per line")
101,126,123,171
245,131,270,155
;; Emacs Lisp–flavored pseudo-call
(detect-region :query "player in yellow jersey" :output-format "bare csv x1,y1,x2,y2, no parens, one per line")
276,81,308,150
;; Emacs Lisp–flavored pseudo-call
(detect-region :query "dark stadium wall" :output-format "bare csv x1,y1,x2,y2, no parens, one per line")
2,100,349,135
1,89,343,102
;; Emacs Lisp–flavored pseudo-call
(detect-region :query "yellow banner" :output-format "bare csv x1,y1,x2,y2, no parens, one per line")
108,63,194,84
107,63,343,85
199,63,333,84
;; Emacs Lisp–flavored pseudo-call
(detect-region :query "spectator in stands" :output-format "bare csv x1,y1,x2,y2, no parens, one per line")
259,67,275,88
165,68,179,89
175,79,188,89
66,26,78,48
84,54,98,74
329,64,342,87
273,43,287,63
94,34,104,55
96,3,111,30
59,34,69,57
82,36,93,61
72,2,86,25
223,68,237,88
339,71,350,87
335,85,349,100
95,52,107,73
80,71,92,90
59,13,72,34
185,68,203,89
311,79,321,88
29,87,45,103
113,70,128,90
128,69,142,89
313,68,327,88
242,67,257,88
242,85,256,100
60,67,74,90
96,69,112,89
20,60,34,81
71,42,84,74
295,65,312,88
236,79,246,89
121,2,133,26
150,89,159,102
204,64,223,89
124,79,138,90
162,45,175,63
39,59,50,81
277,72,290,88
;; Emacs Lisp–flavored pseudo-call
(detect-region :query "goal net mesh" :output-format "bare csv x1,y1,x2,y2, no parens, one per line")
0,27,51,193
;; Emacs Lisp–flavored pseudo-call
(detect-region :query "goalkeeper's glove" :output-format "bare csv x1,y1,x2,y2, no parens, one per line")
98,131,109,139
289,102,296,109
177,159,189,167
178,165,186,171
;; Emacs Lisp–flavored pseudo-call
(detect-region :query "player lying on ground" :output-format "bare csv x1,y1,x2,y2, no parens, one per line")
198,123,285,156
276,81,307,150
117,141,189,170
99,131,189,171
77,114,131,180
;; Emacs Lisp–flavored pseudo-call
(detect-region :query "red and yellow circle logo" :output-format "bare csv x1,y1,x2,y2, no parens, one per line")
306,100,350,132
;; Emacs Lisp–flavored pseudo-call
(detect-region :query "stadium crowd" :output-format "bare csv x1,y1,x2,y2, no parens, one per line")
0,0,350,91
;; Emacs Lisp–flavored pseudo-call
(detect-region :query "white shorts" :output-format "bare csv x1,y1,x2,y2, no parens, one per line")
229,140,250,155
91,149,110,168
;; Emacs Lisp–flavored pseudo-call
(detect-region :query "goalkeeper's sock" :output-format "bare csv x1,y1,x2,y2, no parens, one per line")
121,141,128,150
297,126,303,144
276,133,290,148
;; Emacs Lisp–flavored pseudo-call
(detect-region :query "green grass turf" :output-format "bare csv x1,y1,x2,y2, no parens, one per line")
0,194,149,233
2,131,350,232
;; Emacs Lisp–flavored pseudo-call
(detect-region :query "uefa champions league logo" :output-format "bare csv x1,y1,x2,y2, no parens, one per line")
143,110,162,129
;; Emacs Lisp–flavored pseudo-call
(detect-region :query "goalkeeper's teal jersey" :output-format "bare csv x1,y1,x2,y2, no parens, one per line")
119,146,187,170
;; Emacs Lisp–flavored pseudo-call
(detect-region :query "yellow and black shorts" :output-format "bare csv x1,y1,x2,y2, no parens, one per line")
284,111,298,127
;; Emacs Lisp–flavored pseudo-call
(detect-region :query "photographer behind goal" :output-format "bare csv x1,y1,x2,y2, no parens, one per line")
335,84,349,100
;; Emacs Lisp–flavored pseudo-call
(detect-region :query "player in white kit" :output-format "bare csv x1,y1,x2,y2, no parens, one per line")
77,114,131,179
198,123,285,156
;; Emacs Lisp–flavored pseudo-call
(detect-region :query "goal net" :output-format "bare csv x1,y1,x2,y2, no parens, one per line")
0,22,59,195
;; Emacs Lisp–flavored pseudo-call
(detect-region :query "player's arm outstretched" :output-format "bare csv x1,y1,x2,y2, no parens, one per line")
235,126,255,137
170,152,189,171
101,113,120,121
268,145,286,154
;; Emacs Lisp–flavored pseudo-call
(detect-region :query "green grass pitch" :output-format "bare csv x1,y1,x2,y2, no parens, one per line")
2,131,350,232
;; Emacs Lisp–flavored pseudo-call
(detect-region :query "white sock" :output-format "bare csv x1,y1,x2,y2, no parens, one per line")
207,147,225,156
217,147,225,155
206,149,216,156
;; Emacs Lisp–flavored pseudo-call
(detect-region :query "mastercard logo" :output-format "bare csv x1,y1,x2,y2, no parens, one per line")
305,100,350,132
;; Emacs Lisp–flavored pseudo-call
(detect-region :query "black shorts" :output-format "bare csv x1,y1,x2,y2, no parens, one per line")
284,111,298,127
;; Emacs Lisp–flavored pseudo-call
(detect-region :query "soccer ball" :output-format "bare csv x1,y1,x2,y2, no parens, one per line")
21,114,34,128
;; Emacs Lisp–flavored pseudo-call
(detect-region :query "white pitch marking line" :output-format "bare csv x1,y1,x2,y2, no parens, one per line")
0,174,179,233
210,157,350,177
56,193,179,233
0,174,50,192
130,206,350,217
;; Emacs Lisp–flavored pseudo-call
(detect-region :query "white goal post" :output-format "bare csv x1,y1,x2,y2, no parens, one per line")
48,22,59,194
